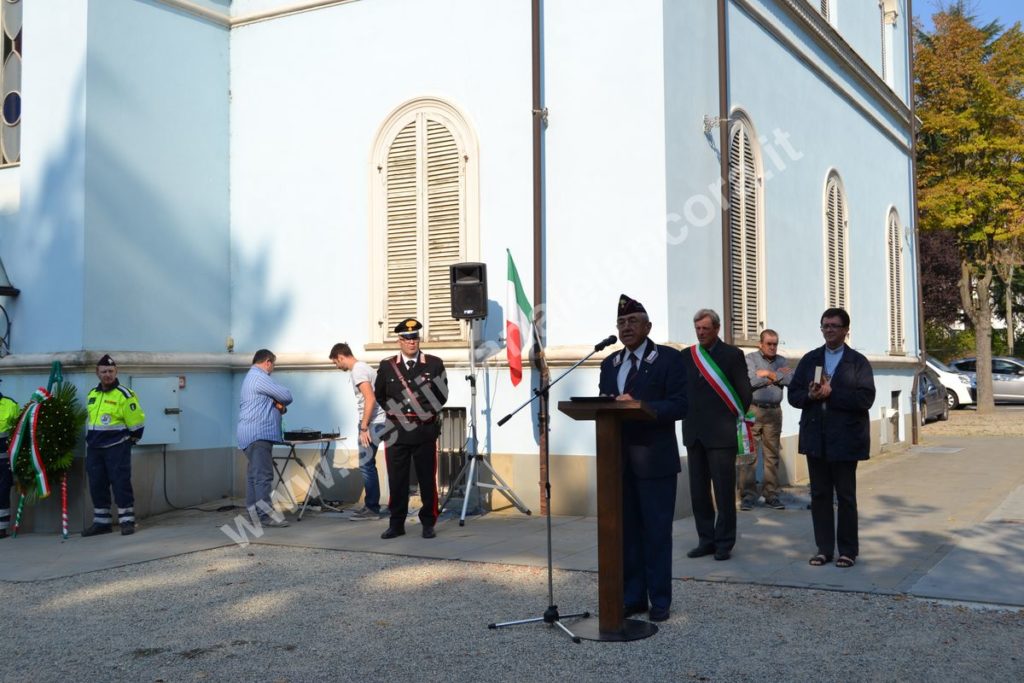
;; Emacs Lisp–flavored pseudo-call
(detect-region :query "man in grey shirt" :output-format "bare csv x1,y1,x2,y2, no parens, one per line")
330,343,387,519
741,329,792,511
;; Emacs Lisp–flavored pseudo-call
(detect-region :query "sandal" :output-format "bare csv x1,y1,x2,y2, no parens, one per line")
808,554,832,566
835,555,856,568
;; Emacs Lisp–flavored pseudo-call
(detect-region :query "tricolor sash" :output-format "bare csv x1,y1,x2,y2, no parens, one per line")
7,387,53,498
690,345,756,461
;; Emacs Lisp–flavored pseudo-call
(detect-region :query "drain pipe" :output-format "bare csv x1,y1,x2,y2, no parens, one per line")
717,0,734,343
907,0,924,444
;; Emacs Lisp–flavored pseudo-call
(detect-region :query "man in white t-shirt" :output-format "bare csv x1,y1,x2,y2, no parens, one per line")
330,343,387,519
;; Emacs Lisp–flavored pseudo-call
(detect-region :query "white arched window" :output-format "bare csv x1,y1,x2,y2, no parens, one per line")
824,172,849,311
369,98,479,343
886,209,905,353
727,115,763,344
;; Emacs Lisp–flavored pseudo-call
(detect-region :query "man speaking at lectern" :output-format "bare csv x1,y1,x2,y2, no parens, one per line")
598,294,687,622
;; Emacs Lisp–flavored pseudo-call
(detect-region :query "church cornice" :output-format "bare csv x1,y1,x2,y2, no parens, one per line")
733,0,912,147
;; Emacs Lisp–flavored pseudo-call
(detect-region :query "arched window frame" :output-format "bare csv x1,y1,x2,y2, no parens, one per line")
886,208,905,354
369,97,480,344
823,171,849,313
727,112,765,345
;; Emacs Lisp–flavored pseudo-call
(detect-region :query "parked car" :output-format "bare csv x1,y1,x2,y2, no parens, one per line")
947,356,1024,403
925,357,975,409
917,368,950,425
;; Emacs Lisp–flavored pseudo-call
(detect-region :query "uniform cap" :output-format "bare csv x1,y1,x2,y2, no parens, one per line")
617,294,646,317
394,318,423,339
97,354,117,367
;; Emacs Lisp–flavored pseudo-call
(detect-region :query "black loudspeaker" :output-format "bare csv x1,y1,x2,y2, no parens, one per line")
450,262,488,320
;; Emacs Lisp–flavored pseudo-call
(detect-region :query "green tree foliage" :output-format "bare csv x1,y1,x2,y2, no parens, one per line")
915,2,1024,412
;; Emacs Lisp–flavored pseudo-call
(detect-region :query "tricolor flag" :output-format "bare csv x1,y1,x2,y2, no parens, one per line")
505,250,533,386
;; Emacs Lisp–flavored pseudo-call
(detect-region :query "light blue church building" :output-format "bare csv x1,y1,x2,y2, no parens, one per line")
0,0,918,530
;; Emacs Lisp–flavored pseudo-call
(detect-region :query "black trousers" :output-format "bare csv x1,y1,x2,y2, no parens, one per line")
687,441,737,551
806,456,859,558
384,439,438,528
86,441,135,525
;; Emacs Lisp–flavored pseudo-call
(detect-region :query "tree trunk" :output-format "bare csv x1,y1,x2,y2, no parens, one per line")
1007,265,1015,356
971,265,996,414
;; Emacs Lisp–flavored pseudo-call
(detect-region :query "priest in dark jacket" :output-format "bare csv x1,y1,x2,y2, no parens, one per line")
598,294,687,623
788,307,875,569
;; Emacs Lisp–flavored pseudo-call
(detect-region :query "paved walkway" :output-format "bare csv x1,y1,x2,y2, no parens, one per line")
3,434,1022,609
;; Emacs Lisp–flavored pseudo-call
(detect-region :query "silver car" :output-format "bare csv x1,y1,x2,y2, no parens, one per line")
947,356,1024,403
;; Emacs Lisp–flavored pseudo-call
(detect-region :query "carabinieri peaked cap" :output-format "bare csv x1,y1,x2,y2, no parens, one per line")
394,318,423,339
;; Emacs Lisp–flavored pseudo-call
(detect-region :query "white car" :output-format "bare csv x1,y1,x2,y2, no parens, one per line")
925,358,975,409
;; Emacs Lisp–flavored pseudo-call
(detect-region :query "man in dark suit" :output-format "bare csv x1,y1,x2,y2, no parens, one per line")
375,318,448,540
681,309,752,561
598,294,687,623
788,308,875,569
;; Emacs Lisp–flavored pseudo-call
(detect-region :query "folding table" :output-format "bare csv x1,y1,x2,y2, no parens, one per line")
271,437,347,519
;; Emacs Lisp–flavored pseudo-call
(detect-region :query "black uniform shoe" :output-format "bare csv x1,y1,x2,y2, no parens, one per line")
686,545,715,558
714,549,731,561
120,521,135,536
649,606,671,622
381,526,406,539
82,524,113,537
624,603,648,617
421,525,436,539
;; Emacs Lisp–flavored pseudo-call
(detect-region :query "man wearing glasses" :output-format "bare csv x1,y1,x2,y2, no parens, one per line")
375,318,448,540
788,308,876,569
598,294,687,622
237,349,293,528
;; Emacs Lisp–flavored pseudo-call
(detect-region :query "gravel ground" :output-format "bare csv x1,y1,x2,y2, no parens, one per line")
3,544,1022,683
922,406,1024,437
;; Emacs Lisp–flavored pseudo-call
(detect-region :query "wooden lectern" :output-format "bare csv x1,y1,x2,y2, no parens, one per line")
558,399,659,642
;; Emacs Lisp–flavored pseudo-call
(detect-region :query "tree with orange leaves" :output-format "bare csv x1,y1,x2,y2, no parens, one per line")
915,1,1024,413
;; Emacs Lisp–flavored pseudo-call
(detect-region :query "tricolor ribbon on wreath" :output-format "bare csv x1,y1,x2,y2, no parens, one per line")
7,387,53,498
689,344,757,464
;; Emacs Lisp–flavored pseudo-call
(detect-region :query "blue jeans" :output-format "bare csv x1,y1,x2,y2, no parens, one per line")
359,424,385,512
244,440,275,520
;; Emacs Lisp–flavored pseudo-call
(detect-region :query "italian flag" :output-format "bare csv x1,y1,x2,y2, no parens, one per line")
506,250,533,386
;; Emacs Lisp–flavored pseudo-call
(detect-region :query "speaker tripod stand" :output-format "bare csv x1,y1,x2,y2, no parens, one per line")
440,322,531,525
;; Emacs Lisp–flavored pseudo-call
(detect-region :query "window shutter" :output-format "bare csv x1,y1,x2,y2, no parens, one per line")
825,176,847,310
382,114,467,342
880,6,888,82
820,0,829,21
887,212,904,352
728,121,761,343
385,121,419,333
425,119,463,342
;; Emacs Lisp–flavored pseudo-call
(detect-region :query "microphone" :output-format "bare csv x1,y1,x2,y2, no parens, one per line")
594,335,617,352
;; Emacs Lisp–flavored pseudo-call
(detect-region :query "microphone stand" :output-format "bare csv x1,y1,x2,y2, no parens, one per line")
488,336,616,643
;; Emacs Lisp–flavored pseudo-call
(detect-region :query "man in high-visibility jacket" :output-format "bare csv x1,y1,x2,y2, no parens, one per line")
0,380,21,539
83,355,145,536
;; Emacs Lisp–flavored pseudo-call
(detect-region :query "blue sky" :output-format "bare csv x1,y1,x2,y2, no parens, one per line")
918,0,1024,32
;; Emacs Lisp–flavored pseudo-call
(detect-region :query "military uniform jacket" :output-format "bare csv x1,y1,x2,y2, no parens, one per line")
681,340,753,449
374,352,448,445
598,340,687,479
